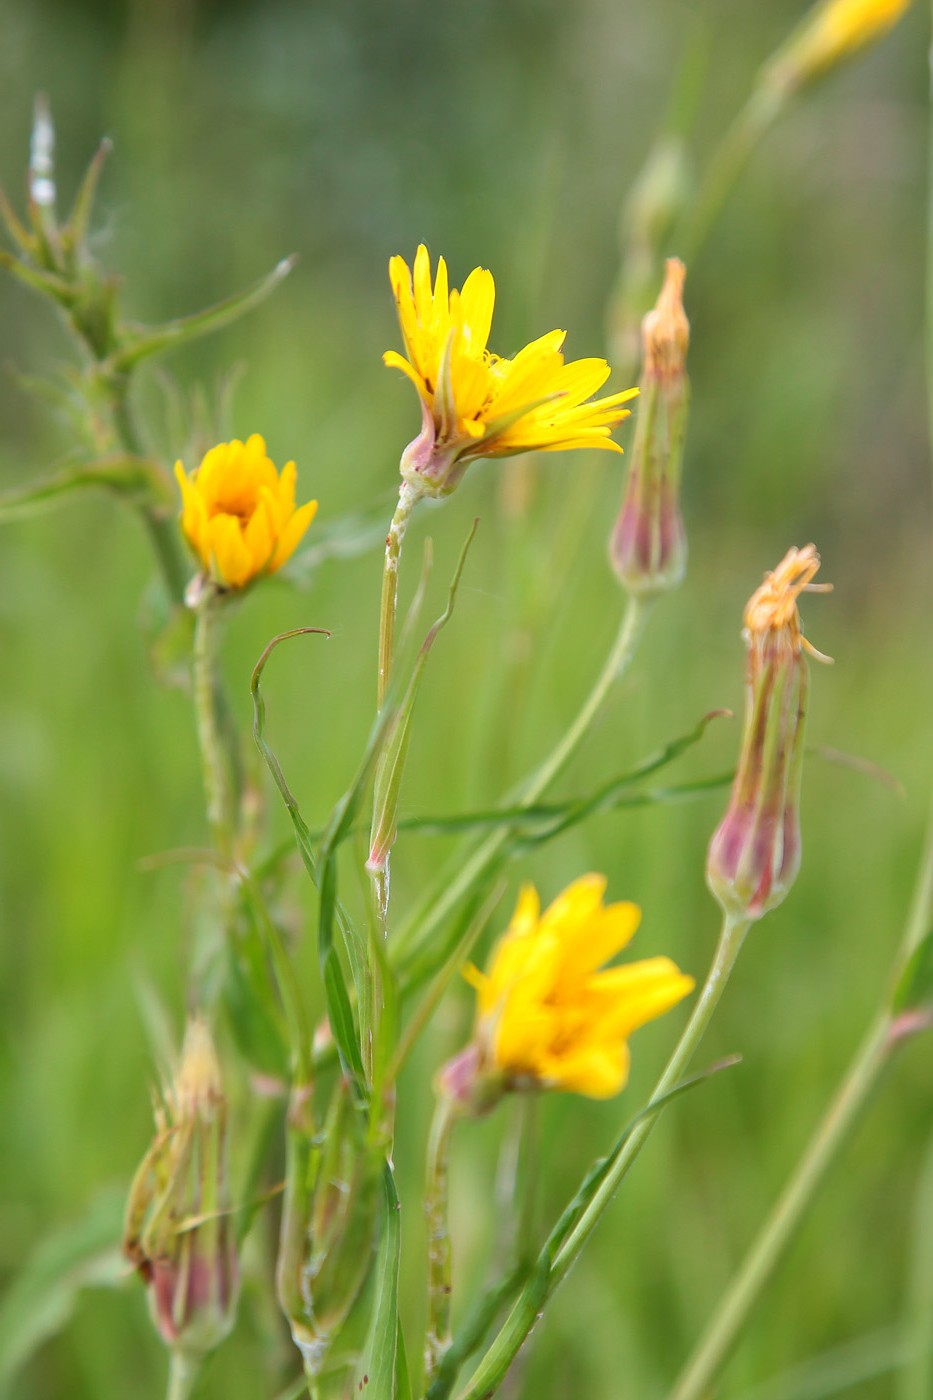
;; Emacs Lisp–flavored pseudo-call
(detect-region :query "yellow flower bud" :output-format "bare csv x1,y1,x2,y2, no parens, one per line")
459,875,694,1102
765,0,913,94
174,434,317,590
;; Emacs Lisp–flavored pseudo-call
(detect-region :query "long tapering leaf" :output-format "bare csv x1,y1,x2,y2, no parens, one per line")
110,256,296,371
0,455,166,522
0,247,74,305
250,628,370,1088
369,520,479,870
353,1162,406,1400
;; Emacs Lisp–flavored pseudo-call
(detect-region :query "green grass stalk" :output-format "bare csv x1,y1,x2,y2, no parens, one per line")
455,912,750,1400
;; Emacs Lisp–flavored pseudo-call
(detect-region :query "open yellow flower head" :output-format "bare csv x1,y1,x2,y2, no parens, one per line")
384,245,638,496
174,434,317,590
464,875,694,1100
767,0,913,91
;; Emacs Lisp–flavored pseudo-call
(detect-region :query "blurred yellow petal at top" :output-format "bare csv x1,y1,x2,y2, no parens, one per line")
174,434,318,591
465,874,694,1100
384,244,638,496
769,0,913,89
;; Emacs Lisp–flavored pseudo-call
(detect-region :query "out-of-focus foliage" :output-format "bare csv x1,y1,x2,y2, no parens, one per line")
0,1,930,1397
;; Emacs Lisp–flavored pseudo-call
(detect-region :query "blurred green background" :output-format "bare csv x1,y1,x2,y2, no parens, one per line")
1,0,931,1397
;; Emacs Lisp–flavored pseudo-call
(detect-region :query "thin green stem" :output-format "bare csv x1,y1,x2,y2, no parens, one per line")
549,912,749,1287
898,1128,933,1400
512,1096,539,1274
377,480,420,708
666,31,933,1391
193,591,235,858
679,83,783,265
456,914,750,1400
166,1351,201,1400
396,594,651,961
668,1015,890,1400
106,369,188,607
424,1098,458,1387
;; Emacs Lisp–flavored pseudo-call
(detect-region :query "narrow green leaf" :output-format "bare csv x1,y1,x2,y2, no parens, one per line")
110,256,297,371
250,627,370,1089
0,247,74,305
892,927,933,1016
425,1264,530,1400
0,184,35,254
353,1163,404,1400
323,947,366,1083
0,455,164,523
369,520,478,870
63,137,112,260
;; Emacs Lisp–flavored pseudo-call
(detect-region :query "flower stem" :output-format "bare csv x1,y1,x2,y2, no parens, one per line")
679,84,782,265
548,911,749,1286
455,913,749,1400
666,38,933,1390
377,480,420,708
107,370,188,607
193,590,235,858
396,594,651,961
668,1014,890,1400
424,1098,458,1387
166,1351,201,1400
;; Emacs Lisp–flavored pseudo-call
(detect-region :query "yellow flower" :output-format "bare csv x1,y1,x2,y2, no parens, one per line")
384,245,638,496
768,0,912,90
465,875,694,1099
174,434,317,590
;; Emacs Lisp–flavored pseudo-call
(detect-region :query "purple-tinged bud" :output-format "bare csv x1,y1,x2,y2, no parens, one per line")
707,545,832,922
124,1018,238,1363
610,259,689,596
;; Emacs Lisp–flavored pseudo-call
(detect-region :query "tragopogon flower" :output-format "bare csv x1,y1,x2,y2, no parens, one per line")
707,545,832,922
460,875,694,1100
174,434,317,590
384,245,638,496
766,0,913,92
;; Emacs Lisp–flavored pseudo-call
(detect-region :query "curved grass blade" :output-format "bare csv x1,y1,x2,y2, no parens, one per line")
352,1163,406,1400
110,255,296,371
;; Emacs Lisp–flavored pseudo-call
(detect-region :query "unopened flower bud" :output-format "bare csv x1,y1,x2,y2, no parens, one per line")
610,259,689,596
276,1085,379,1381
707,546,832,922
124,1018,239,1363
762,0,913,99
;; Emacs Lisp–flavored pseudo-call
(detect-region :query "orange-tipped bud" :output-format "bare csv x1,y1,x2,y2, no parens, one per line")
610,259,689,596
124,1018,238,1362
707,546,832,922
